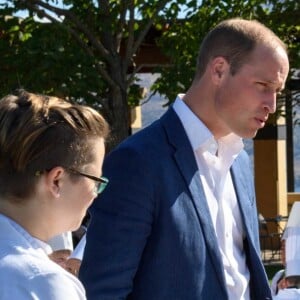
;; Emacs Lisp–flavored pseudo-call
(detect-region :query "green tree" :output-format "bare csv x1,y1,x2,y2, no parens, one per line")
1,0,299,150
0,0,198,149
0,15,104,101
153,0,300,105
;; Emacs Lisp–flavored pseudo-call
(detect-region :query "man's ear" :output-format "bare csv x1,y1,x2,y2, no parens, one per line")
45,167,65,198
210,56,229,84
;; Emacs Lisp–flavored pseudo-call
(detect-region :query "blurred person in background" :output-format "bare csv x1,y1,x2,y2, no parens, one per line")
272,202,300,299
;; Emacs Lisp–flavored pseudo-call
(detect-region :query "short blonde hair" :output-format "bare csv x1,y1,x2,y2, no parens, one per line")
0,89,109,201
196,18,287,78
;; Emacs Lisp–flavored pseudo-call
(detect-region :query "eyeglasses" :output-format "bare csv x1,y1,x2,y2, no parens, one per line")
67,168,109,194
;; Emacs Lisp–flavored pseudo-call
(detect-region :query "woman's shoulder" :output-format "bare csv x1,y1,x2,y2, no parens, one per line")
0,249,86,299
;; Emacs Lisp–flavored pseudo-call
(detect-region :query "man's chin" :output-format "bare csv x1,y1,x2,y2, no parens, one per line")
239,130,258,139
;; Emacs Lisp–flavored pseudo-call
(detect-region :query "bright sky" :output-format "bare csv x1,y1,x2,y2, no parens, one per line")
13,1,198,20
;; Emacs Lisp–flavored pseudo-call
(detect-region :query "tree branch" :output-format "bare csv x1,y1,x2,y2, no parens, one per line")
115,0,128,51
21,1,116,87
131,1,169,57
125,0,170,84
122,0,135,74
21,0,113,63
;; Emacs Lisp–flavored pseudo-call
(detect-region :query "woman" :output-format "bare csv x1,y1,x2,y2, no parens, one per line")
0,90,109,299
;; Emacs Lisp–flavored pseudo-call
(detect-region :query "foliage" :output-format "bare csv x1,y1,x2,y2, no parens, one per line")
1,0,198,147
0,0,299,147
0,15,106,106
153,0,300,108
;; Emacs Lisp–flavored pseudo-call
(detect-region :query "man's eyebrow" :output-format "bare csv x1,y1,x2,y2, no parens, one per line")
262,79,286,91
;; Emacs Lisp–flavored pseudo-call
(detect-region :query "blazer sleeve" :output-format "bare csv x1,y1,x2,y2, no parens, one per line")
79,143,156,300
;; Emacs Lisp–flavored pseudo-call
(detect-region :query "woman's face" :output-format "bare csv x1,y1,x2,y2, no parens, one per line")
57,137,106,232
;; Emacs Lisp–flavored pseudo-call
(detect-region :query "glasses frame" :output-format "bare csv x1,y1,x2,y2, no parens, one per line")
67,168,109,194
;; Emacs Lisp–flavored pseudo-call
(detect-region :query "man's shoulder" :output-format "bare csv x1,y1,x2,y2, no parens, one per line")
114,109,178,151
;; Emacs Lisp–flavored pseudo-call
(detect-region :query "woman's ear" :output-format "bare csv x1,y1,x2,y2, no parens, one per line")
45,167,65,198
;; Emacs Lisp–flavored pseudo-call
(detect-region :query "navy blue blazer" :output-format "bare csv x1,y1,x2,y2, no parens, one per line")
79,107,272,300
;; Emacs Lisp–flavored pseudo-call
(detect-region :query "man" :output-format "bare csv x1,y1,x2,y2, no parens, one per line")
80,18,289,299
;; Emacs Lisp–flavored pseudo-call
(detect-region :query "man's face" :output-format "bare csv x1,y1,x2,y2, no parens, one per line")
213,45,289,139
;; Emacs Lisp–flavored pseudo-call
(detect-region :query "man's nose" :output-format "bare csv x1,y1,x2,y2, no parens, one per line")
264,93,277,114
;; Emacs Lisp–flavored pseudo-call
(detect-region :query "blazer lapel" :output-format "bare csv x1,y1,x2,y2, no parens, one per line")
231,157,272,299
231,155,256,245
161,108,227,292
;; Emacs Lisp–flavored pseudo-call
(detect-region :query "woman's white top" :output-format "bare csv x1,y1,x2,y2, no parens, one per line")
0,213,86,299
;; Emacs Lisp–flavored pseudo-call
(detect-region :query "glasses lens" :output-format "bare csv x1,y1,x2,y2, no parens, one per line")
97,177,109,194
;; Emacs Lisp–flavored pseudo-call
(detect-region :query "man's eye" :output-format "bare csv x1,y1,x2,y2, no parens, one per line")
256,82,267,90
257,82,266,87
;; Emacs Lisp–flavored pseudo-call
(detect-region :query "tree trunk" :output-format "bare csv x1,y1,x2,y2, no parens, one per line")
105,85,130,153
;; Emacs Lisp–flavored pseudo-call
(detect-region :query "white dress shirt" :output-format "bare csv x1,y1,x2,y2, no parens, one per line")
173,95,250,300
0,213,86,299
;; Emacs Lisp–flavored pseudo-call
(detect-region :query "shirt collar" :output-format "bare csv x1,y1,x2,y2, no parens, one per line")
173,95,213,151
172,95,244,158
0,213,53,255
